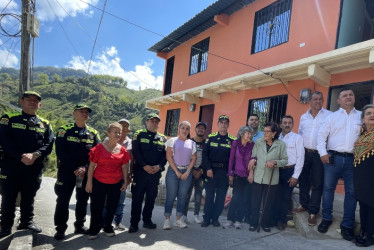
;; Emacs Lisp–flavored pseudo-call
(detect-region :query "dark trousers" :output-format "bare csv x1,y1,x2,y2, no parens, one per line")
298,151,324,214
203,168,229,222
183,175,205,216
227,175,251,222
250,182,277,228
89,178,121,234
1,161,42,231
359,201,374,237
130,170,160,226
54,169,89,233
276,168,295,224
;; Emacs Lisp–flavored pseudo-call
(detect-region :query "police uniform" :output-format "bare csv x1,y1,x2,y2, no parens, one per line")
202,131,235,225
130,128,167,229
54,122,100,234
0,110,54,233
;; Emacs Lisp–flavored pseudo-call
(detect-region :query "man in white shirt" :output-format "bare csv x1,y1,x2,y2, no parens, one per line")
296,92,332,227
316,88,362,241
276,115,304,230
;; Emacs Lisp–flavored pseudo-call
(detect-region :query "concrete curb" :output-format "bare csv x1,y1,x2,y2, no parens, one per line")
291,187,360,240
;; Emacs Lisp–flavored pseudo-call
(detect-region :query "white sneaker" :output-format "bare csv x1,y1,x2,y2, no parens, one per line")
163,218,171,230
114,223,126,231
194,215,203,224
234,221,242,229
174,219,188,228
223,221,234,228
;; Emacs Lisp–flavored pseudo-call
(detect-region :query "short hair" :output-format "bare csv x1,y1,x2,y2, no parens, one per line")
361,104,374,120
263,122,281,141
236,126,253,140
106,122,122,133
281,115,294,123
337,88,354,98
248,114,259,119
179,120,191,128
310,91,323,99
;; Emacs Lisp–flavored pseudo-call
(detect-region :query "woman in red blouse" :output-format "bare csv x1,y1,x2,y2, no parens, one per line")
85,122,130,239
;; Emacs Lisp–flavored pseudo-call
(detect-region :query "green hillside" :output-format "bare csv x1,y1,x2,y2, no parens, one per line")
0,67,162,177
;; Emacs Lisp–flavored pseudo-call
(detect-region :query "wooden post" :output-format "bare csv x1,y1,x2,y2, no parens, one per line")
19,0,31,99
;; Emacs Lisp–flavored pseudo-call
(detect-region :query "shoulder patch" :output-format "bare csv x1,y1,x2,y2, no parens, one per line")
208,132,218,137
86,125,99,135
37,115,50,125
4,111,22,119
228,134,236,140
60,123,74,130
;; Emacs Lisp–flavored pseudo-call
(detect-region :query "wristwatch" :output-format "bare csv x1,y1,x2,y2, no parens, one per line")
33,151,41,159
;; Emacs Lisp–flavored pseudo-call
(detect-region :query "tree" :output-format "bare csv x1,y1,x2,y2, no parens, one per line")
52,74,62,83
36,73,49,85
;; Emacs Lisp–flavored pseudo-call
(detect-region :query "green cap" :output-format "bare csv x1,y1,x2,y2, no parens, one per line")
218,115,230,122
74,104,92,113
22,91,41,101
147,113,160,121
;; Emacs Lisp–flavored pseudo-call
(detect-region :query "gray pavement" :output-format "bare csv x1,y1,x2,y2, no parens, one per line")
1,177,364,249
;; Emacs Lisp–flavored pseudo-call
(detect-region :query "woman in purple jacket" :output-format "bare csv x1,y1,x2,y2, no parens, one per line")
223,126,254,229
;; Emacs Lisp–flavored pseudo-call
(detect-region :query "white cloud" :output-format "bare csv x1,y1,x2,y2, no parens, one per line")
0,49,19,68
66,46,163,90
0,1,18,11
36,0,99,22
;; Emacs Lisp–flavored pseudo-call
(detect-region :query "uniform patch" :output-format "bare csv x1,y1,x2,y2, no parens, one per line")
58,129,66,137
0,117,9,125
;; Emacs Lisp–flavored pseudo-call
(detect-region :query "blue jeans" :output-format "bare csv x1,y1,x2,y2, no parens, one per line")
322,153,356,228
164,167,192,217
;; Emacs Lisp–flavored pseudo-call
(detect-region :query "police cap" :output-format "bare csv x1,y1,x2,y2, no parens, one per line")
146,113,160,121
218,115,230,122
22,91,41,101
74,104,92,113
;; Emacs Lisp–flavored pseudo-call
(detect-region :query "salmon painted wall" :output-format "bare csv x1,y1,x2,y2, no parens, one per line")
162,0,341,94
157,68,374,137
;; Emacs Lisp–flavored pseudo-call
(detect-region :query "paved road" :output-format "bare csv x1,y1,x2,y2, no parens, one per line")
29,177,358,250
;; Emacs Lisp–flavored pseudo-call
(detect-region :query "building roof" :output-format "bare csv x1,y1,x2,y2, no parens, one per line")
148,0,256,53
146,39,374,110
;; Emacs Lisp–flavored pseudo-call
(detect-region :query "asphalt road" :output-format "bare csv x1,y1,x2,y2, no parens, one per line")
29,177,357,250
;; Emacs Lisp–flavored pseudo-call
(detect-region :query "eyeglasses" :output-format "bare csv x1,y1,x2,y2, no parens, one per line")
263,130,273,134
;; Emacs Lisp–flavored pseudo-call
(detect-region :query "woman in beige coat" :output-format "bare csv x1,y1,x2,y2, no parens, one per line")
248,122,288,232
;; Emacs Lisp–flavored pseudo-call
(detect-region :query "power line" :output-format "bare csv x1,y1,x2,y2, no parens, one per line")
1,0,13,14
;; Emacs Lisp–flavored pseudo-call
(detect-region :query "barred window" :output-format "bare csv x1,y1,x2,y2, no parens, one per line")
251,0,292,54
189,37,210,75
248,95,288,129
164,109,180,136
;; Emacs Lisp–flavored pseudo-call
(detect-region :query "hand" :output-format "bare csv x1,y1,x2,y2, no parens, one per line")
288,177,298,187
149,165,160,174
228,176,234,186
248,172,254,184
181,171,189,181
74,167,87,178
21,153,36,166
85,181,92,193
143,165,153,174
206,169,213,178
265,160,276,168
120,180,128,191
320,155,330,164
175,170,182,179
192,169,202,179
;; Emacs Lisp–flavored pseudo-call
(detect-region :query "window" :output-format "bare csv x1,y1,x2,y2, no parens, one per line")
164,109,180,136
251,0,292,54
247,95,288,129
189,37,210,75
163,57,174,95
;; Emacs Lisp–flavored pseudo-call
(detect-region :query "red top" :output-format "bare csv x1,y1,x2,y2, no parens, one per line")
89,143,130,184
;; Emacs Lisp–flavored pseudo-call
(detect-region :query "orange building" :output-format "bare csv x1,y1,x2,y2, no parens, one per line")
147,0,374,137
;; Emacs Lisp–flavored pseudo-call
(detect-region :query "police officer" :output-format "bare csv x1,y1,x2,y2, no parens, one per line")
0,91,54,237
53,104,100,240
201,115,235,227
129,113,167,233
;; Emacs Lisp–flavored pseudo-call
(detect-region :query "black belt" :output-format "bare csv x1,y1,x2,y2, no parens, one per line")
282,164,295,169
305,148,318,154
211,162,227,168
329,150,353,157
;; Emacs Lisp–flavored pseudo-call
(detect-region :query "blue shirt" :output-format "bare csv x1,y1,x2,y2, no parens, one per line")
252,131,264,142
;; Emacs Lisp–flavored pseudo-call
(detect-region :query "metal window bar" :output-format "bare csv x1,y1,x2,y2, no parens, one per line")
165,109,180,136
189,37,210,75
252,0,292,54
249,95,288,129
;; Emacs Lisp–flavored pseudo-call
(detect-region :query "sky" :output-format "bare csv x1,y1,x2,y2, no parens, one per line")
0,0,217,90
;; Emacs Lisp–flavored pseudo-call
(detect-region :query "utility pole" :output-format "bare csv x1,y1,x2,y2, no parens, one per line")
19,0,31,99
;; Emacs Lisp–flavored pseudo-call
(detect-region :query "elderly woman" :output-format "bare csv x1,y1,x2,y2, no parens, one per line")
85,122,130,239
354,104,374,247
163,121,196,229
248,122,288,232
223,126,255,229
